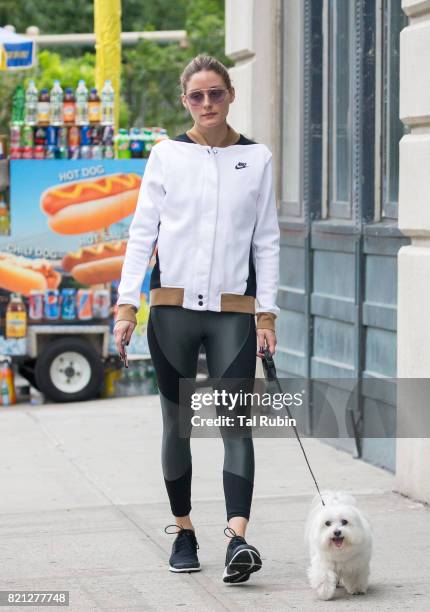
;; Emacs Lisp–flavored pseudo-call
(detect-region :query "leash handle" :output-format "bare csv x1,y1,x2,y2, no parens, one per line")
261,348,325,507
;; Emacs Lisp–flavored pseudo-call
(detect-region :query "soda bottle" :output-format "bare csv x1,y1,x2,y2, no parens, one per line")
68,125,80,147
11,85,26,126
0,193,10,236
57,126,68,159
50,80,63,126
103,145,114,159
0,359,16,406
1,374,10,406
6,293,27,338
101,80,115,126
75,80,89,125
37,88,50,126
130,127,144,158
88,88,101,124
143,128,155,159
114,129,130,159
22,124,34,148
102,125,114,145
24,80,38,126
155,127,168,143
63,88,76,124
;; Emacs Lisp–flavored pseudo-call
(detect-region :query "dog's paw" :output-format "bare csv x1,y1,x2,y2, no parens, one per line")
351,588,367,595
308,564,337,600
316,581,337,601
343,579,368,596
315,573,337,600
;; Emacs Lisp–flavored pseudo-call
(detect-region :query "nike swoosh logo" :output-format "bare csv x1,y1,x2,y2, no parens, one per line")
235,162,248,170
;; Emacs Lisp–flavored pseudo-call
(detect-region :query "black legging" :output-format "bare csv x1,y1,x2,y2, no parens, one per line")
147,305,257,521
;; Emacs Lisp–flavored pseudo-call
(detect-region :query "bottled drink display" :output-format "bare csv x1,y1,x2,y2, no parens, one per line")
9,80,168,160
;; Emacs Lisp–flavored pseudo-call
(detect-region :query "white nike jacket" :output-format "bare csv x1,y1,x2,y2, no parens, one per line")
117,134,280,327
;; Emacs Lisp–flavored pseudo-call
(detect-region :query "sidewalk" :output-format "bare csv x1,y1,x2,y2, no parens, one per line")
0,394,429,611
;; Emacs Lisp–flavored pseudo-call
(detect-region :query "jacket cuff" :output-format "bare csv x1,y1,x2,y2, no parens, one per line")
116,304,138,324
256,312,277,332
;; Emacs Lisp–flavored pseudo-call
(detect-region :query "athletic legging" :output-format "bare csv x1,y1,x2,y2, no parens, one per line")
147,305,257,521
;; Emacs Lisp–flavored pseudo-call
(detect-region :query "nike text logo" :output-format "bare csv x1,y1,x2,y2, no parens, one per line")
235,162,249,170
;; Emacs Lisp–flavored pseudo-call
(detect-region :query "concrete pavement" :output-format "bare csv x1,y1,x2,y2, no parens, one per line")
0,394,429,611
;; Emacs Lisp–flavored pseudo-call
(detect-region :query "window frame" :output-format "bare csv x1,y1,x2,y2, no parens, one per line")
324,0,355,220
280,0,305,220
375,0,409,221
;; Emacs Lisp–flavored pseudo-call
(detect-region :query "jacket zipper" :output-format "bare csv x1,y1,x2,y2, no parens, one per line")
204,145,219,306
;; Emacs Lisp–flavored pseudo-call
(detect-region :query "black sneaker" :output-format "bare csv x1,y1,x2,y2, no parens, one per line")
165,524,201,573
222,527,262,583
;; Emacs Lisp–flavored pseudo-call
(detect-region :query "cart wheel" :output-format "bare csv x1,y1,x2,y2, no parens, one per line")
35,337,104,403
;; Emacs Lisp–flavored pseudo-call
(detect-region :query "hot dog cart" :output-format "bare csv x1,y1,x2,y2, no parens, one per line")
0,157,154,402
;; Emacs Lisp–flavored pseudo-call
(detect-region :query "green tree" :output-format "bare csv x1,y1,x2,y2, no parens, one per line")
123,0,231,135
0,0,192,34
0,0,94,38
0,0,228,135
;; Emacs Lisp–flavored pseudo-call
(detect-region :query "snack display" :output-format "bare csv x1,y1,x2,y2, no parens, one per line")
40,174,141,234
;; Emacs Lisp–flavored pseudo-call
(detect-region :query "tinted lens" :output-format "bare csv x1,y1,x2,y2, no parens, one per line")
186,89,227,106
208,89,227,103
187,91,204,105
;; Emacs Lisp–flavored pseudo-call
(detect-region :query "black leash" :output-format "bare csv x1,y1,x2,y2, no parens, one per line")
261,348,325,507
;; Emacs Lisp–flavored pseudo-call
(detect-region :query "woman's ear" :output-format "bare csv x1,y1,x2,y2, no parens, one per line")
229,87,235,104
180,94,189,112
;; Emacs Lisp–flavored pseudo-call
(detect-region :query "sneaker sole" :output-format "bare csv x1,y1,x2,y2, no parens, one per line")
169,565,201,573
223,548,262,583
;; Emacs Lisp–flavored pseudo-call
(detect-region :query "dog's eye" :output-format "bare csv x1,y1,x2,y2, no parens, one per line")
324,520,331,526
341,519,348,526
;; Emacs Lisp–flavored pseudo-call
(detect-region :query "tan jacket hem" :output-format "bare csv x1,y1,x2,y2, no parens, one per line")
116,287,277,331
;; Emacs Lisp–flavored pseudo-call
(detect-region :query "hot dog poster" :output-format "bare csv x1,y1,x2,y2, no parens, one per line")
0,159,152,355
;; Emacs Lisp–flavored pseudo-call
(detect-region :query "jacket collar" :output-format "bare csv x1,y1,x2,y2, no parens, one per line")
186,123,241,147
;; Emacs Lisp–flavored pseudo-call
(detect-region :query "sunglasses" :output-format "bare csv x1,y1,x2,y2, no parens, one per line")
185,88,228,107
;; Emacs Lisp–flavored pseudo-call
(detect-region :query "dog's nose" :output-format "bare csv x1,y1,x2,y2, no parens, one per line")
333,530,342,537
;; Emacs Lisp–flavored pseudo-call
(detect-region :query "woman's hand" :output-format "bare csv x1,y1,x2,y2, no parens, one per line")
114,320,136,355
256,328,277,358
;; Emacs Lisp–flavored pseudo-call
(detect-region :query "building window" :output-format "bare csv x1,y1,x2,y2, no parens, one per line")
380,0,409,219
281,0,304,217
327,0,352,217
281,0,407,223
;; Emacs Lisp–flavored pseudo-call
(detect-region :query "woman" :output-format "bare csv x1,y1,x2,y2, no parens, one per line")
114,54,280,584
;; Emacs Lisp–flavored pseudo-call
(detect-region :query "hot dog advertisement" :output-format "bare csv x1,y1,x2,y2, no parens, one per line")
40,173,141,235
0,159,153,356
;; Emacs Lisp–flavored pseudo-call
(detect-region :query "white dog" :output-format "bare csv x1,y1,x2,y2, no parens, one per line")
305,491,372,600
